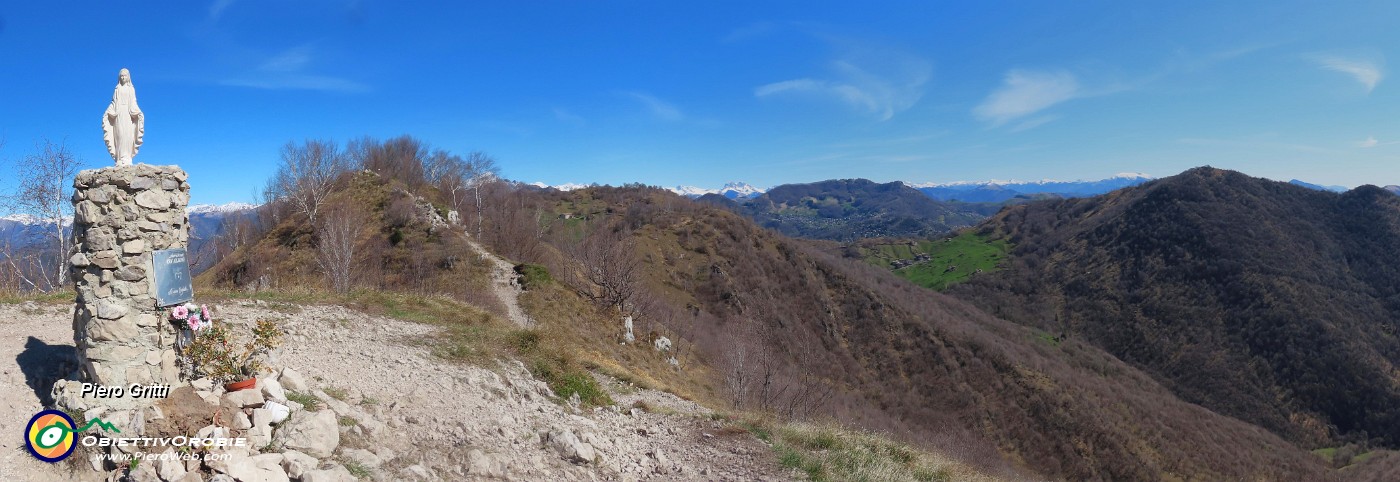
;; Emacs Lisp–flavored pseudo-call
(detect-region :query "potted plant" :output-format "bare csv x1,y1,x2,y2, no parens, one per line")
183,319,282,391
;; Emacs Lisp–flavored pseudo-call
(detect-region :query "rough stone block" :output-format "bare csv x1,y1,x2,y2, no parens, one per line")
88,316,138,341
114,265,146,281
134,190,170,209
95,299,129,320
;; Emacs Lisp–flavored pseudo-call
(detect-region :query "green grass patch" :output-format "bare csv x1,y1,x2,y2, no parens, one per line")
530,359,612,407
285,391,322,410
1312,447,1337,461
323,386,349,401
514,263,553,290
342,460,371,478
0,289,74,305
860,231,1008,291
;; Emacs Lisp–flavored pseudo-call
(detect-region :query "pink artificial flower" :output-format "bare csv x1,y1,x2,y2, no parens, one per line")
201,305,210,321
171,306,189,320
186,316,199,330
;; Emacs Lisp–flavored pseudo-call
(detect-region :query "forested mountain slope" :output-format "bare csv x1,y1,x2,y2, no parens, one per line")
948,167,1400,449
513,187,1332,480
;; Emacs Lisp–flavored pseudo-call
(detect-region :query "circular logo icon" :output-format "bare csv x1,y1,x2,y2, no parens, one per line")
25,410,76,463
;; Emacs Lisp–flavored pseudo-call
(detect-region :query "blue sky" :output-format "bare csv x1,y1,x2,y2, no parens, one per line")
2,1,1398,204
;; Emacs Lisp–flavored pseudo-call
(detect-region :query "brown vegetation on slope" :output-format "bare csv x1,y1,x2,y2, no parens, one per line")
487,185,1334,481
948,167,1400,454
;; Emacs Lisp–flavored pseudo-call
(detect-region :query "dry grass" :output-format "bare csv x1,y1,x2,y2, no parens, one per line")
743,419,1003,482
0,289,73,305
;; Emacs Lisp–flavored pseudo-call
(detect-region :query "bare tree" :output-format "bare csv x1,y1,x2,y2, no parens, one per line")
455,151,499,239
2,139,83,292
269,139,346,224
314,201,362,293
568,224,640,311
723,322,756,410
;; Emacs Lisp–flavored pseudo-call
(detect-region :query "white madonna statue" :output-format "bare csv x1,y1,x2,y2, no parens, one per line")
102,68,145,166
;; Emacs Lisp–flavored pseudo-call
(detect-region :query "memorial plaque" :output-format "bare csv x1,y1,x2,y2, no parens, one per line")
152,248,193,307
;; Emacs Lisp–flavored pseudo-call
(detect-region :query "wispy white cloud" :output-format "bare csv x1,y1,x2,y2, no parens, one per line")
1310,54,1384,92
1009,115,1060,132
722,21,776,43
973,70,1079,126
209,0,237,20
823,131,948,149
258,45,313,72
222,75,369,93
619,92,684,121
222,44,368,93
755,47,930,121
1357,136,1400,148
553,107,585,125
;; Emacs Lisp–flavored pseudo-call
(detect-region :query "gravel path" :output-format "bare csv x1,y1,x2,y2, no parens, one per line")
0,302,104,482
0,298,791,481
464,237,532,328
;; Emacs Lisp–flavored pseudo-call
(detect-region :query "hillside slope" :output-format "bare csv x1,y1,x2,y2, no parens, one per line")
515,187,1334,480
948,167,1400,449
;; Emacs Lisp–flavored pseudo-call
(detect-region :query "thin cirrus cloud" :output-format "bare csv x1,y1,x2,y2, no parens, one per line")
209,0,236,20
755,53,931,121
1309,54,1383,93
618,91,685,121
220,45,369,93
973,69,1080,127
1357,136,1400,148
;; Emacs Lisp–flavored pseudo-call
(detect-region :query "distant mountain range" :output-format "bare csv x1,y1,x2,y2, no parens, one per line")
2,204,257,266
910,173,1156,202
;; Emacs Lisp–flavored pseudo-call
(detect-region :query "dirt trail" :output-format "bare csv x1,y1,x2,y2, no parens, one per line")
464,236,532,328
0,299,792,481
0,302,103,482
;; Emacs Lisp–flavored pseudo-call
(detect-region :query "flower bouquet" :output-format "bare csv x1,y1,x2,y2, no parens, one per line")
170,303,212,349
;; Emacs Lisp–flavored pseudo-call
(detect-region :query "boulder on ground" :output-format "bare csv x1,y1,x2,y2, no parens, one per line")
274,409,340,458
542,427,596,465
279,367,309,392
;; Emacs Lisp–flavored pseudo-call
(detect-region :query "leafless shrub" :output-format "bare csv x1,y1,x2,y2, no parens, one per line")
267,139,347,224
315,201,363,293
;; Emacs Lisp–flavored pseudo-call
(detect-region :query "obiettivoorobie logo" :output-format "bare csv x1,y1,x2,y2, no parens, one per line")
24,409,121,463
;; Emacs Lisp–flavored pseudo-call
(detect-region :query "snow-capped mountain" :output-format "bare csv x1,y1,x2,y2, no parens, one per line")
716,181,764,199
528,182,593,191
665,181,766,199
531,180,768,199
910,173,1156,202
667,185,715,197
188,202,259,214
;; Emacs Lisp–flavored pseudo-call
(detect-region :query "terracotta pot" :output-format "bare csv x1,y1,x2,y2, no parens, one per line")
224,378,256,392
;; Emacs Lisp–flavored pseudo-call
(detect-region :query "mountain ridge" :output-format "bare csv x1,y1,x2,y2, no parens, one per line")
946,166,1400,449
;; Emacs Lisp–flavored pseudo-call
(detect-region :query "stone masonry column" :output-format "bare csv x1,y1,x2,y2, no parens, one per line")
67,164,190,409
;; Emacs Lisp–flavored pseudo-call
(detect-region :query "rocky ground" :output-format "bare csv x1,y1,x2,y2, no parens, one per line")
0,300,792,482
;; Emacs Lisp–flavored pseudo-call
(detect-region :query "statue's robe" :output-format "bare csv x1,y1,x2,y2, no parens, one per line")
103,83,144,165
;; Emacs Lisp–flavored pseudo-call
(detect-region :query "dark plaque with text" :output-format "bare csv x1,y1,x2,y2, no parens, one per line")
152,248,193,307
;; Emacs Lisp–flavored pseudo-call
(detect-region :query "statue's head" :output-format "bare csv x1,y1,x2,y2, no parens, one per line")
118,68,130,85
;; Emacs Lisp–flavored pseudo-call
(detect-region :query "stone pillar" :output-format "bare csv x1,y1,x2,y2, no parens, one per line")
67,165,190,408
